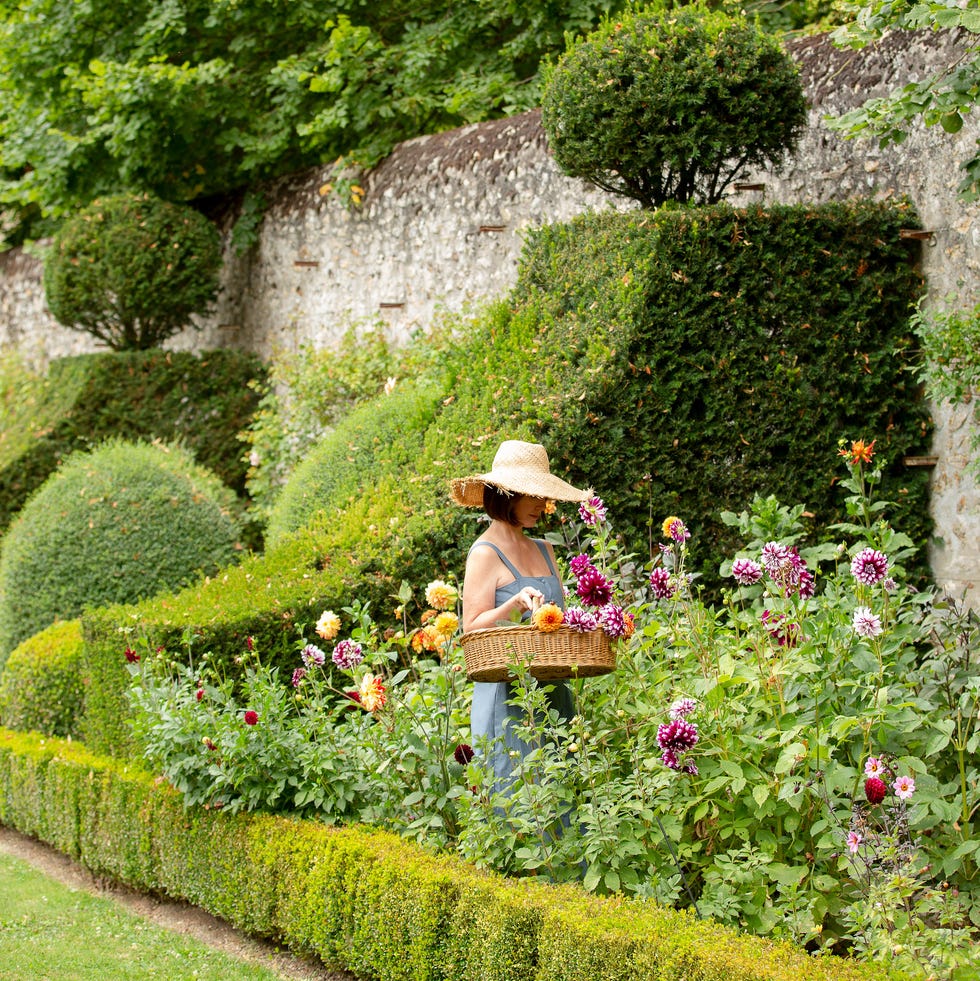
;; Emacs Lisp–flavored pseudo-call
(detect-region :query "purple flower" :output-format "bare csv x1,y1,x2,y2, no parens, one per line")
569,553,594,577
331,639,364,670
760,541,790,575
649,566,676,600
669,697,697,720
852,606,883,638
563,607,599,632
661,749,680,770
301,644,326,667
731,557,763,586
579,496,608,527
657,719,699,752
291,667,307,688
851,548,889,586
454,743,475,765
760,609,800,647
763,546,813,599
576,565,613,607
597,603,627,638
684,761,698,776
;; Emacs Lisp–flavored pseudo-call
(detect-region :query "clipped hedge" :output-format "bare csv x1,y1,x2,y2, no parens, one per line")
0,620,84,739
0,729,908,981
0,347,266,533
0,440,243,660
81,201,931,755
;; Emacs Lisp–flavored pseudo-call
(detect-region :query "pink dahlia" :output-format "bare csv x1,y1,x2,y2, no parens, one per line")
301,644,326,668
851,548,889,586
657,719,699,752
576,565,613,607
597,603,627,638
579,496,608,527
649,566,676,600
331,639,364,670
731,557,763,586
563,607,599,632
569,553,594,577
669,697,697,720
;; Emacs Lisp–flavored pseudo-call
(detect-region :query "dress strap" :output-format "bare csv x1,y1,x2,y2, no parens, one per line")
533,538,560,578
469,540,522,580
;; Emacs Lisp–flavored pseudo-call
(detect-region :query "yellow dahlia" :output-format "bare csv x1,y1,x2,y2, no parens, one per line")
433,611,459,638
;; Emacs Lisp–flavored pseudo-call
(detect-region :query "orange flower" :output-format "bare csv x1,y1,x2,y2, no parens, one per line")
621,610,636,640
840,439,876,465
532,603,564,632
411,626,441,653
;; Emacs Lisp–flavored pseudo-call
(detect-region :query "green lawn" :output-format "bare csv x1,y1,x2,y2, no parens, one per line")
0,853,297,981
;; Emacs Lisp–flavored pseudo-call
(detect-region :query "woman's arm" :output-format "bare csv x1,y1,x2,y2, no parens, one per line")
462,545,544,632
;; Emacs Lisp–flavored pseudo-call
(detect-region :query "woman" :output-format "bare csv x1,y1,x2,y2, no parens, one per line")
450,439,592,794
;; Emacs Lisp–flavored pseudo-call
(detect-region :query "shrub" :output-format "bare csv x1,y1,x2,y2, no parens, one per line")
540,3,807,207
0,348,266,533
42,193,222,351
0,620,84,738
241,325,400,518
265,374,447,546
0,439,243,661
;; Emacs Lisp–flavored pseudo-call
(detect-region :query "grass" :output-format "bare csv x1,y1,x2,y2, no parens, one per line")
0,853,295,981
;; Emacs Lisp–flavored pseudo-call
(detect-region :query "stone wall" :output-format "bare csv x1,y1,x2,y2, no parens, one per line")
1,30,977,599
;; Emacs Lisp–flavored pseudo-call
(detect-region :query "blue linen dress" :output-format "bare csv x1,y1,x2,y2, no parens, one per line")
469,539,574,794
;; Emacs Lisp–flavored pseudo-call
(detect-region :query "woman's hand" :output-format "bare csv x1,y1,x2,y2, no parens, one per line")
513,586,544,613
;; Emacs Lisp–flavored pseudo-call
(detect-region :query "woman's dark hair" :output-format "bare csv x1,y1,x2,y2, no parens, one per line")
483,485,520,525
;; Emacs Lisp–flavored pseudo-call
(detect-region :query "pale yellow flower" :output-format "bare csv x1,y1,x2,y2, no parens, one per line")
532,603,564,633
425,580,458,611
315,610,341,641
358,672,387,712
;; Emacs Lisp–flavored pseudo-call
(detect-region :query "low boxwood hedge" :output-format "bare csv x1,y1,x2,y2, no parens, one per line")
0,729,908,981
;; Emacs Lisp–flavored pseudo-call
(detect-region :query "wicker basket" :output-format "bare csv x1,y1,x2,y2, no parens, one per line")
460,624,616,682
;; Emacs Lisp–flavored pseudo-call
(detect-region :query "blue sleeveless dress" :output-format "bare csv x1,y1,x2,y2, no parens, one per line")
469,539,574,793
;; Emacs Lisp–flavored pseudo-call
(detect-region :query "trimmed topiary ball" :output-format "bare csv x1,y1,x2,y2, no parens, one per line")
540,3,807,208
0,619,85,738
43,193,222,351
0,439,243,658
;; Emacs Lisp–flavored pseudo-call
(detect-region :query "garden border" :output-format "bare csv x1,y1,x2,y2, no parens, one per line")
0,728,910,981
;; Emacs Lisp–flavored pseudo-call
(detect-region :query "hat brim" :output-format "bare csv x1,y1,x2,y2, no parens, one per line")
449,469,592,508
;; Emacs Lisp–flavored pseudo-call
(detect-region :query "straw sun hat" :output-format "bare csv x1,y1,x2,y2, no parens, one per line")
449,440,592,508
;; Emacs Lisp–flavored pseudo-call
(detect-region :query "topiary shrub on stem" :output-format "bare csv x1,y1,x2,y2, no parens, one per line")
0,439,243,661
540,2,808,208
42,193,222,351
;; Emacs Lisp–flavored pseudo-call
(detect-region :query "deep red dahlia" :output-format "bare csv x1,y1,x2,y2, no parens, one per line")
865,776,887,804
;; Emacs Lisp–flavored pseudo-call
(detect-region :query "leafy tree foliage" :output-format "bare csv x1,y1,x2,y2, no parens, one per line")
43,194,222,351
540,3,808,208
0,0,623,245
828,0,980,202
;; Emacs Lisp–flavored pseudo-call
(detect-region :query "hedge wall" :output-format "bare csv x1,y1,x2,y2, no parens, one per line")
80,201,931,756
0,348,266,532
0,729,910,981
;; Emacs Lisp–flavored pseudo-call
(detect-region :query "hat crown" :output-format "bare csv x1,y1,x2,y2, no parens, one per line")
491,440,550,475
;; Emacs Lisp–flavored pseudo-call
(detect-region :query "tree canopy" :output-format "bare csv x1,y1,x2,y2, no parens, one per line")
0,0,623,246
828,0,980,202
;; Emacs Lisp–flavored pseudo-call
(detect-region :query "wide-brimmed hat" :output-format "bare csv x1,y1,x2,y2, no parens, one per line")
449,440,591,508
